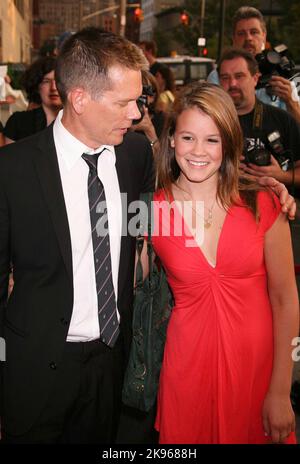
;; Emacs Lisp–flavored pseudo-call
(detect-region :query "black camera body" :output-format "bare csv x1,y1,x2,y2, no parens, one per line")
255,44,296,94
244,131,292,170
133,85,155,125
243,139,271,166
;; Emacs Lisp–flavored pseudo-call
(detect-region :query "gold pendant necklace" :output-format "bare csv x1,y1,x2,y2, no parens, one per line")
204,204,215,229
175,180,217,229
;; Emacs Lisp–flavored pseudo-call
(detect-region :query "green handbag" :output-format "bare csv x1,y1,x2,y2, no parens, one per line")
122,192,173,412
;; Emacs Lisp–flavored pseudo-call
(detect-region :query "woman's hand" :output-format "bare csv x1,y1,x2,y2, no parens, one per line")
256,176,296,220
262,392,296,443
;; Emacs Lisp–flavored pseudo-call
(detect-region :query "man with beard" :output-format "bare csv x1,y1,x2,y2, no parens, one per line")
218,47,300,190
208,6,300,123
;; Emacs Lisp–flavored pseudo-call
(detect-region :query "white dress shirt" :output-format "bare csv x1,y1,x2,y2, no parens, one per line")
53,110,122,341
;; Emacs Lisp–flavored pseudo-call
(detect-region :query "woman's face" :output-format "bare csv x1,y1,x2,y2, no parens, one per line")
39,70,62,110
171,107,223,186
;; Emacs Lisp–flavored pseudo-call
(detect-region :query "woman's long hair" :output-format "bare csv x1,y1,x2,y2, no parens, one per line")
156,82,261,215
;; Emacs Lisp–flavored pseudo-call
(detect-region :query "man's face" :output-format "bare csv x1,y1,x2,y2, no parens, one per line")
80,65,142,148
39,70,62,110
219,57,259,114
233,18,266,55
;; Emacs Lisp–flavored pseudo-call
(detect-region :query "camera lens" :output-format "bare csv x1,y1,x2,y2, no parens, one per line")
252,148,271,166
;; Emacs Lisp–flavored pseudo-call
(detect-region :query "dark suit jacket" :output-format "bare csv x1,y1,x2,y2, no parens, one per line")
0,125,154,435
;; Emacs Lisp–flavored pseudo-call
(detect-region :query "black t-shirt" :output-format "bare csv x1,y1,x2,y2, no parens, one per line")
239,101,300,196
3,106,47,141
239,102,300,164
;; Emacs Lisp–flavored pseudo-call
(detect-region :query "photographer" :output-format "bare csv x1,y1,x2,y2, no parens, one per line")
218,48,300,192
208,6,300,124
130,70,165,157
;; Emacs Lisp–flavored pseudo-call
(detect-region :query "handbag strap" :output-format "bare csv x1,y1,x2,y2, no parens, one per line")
135,192,154,289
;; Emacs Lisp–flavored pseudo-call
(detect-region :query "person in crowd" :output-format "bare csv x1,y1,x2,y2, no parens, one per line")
207,6,300,123
218,48,300,195
155,65,176,113
139,82,299,444
131,70,165,156
139,40,161,76
0,27,153,444
3,56,62,143
54,30,76,56
0,74,28,113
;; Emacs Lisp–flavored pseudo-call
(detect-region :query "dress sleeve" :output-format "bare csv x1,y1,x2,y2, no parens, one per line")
257,190,282,233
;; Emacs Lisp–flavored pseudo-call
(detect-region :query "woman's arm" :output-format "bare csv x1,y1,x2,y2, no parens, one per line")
134,237,153,287
263,212,299,443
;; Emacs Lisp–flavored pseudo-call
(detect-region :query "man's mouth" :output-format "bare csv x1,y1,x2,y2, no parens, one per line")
243,43,255,53
229,88,241,97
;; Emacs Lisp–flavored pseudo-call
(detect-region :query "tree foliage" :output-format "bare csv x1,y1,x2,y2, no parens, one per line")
275,0,300,62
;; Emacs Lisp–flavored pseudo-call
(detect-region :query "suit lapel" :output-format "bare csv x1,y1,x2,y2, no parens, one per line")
115,143,133,299
34,126,73,282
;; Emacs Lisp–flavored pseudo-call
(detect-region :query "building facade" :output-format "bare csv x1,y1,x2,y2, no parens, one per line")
140,0,181,41
0,0,32,63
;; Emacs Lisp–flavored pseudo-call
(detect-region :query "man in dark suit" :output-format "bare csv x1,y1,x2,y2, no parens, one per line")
0,28,153,443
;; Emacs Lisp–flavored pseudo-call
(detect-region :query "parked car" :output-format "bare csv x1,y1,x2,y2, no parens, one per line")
156,55,215,86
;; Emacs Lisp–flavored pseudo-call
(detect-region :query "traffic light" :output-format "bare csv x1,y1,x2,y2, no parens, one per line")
134,7,144,22
202,47,208,56
180,10,189,26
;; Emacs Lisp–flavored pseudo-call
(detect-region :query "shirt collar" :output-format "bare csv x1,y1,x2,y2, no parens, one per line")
53,109,115,171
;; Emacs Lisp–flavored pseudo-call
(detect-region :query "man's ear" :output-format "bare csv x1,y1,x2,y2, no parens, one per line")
253,72,260,88
68,88,90,115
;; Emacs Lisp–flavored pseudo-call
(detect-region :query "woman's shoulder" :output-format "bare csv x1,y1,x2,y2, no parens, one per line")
257,189,282,231
257,189,281,211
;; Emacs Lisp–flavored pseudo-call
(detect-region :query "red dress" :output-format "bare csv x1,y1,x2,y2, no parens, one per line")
152,189,296,444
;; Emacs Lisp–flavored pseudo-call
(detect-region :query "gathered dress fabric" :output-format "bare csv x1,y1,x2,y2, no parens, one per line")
152,189,296,444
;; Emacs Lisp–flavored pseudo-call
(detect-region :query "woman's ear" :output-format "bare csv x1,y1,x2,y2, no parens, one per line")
169,136,175,148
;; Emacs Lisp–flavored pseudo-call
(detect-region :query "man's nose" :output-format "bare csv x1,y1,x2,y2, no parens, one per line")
228,76,238,87
129,100,142,120
244,31,253,41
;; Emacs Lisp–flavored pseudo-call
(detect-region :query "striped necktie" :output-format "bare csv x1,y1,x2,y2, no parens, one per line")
82,151,120,348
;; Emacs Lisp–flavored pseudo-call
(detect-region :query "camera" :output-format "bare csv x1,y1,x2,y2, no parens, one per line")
133,85,155,125
255,44,296,95
267,131,291,171
243,138,271,166
243,131,292,170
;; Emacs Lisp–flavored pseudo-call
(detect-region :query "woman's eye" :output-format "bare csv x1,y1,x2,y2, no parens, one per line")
182,136,193,141
208,138,219,143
